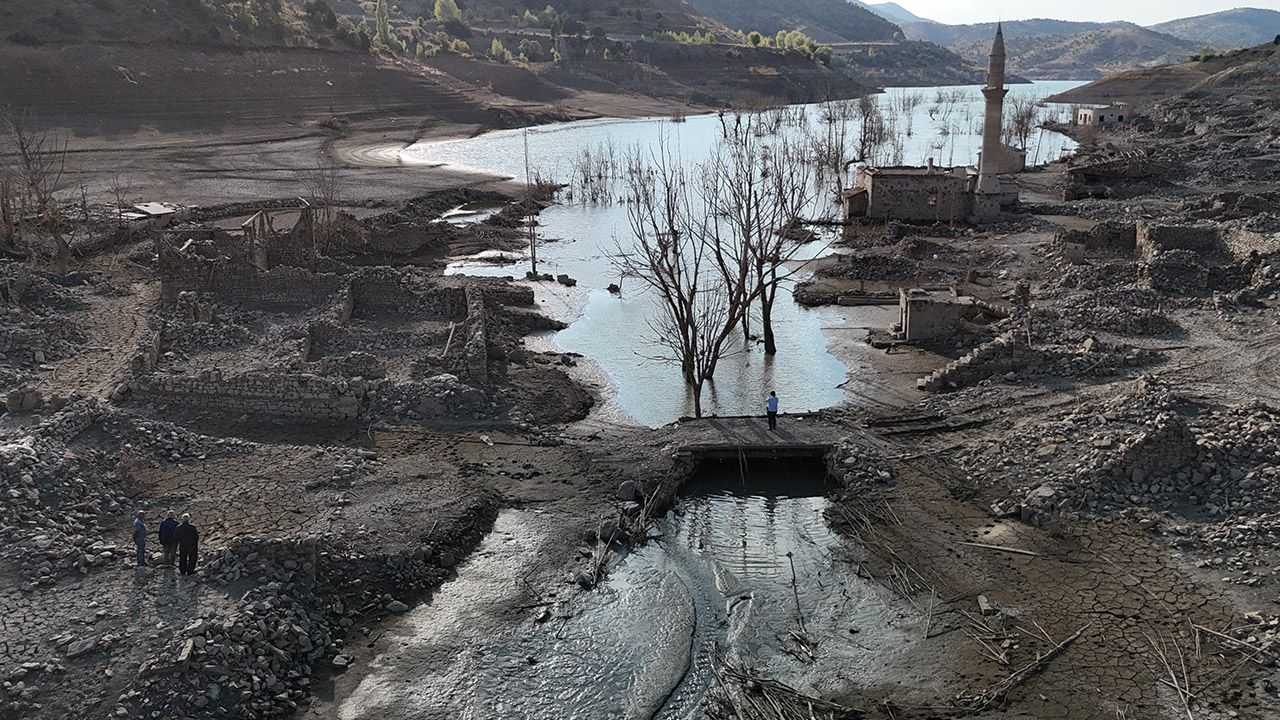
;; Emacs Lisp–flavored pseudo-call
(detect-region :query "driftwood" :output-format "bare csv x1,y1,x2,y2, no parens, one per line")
959,623,1091,714
957,541,1042,557
711,656,863,720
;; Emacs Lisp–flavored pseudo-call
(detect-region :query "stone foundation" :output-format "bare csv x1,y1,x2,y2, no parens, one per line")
128,372,366,422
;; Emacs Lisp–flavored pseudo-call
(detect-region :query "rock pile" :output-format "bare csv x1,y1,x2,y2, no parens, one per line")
128,500,495,719
963,380,1280,528
917,329,1156,393
369,374,490,422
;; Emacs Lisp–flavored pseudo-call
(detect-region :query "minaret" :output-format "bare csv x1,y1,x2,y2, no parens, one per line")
977,23,1007,194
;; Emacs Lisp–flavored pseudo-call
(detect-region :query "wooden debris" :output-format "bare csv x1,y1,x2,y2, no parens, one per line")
957,541,1042,557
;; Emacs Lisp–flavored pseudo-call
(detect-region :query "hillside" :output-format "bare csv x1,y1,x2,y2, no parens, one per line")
1150,8,1280,50
950,24,1199,80
1047,41,1280,105
894,8,1280,80
835,40,991,86
856,2,934,26
0,0,885,140
682,0,902,42
902,18,1108,48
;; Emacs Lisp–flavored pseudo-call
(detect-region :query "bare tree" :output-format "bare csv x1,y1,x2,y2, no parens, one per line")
0,159,15,252
300,161,343,255
614,143,751,418
106,171,135,232
1004,95,1042,151
709,116,816,356
2,111,70,271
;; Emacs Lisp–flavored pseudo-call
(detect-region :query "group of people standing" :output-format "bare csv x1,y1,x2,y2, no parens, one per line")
132,510,200,575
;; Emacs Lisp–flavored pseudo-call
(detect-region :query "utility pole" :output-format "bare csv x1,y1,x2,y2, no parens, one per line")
524,128,538,277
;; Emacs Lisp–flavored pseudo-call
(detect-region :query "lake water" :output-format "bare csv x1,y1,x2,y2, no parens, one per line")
406,82,1084,427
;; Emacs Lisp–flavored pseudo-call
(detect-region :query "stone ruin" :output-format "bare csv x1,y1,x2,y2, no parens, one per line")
119,215,541,426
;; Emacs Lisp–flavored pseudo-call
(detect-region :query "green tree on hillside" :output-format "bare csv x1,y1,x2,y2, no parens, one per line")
375,0,397,49
434,0,461,23
747,31,763,47
490,38,512,62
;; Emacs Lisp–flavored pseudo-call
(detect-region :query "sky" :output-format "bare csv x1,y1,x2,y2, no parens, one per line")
888,0,1280,26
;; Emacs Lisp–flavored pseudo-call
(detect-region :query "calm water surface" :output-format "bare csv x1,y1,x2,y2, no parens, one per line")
409,82,1084,426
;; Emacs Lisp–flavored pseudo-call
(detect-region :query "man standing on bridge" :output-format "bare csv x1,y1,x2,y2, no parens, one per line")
766,391,779,431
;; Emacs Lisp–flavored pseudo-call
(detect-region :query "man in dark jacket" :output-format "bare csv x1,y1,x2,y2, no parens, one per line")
158,511,180,567
176,514,199,576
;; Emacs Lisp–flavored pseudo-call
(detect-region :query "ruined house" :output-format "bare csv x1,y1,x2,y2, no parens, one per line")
843,25,1021,223
1075,104,1129,127
895,287,976,341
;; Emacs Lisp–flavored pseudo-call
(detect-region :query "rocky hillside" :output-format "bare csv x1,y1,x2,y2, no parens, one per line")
683,0,902,42
1048,41,1280,106
894,8,1280,80
1150,8,1280,50
952,24,1199,80
0,0,881,138
854,2,931,26
836,40,991,86
902,19,1108,48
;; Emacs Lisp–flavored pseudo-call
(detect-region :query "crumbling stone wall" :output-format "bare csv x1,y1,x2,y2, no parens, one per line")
462,285,489,384
0,318,84,366
864,172,973,223
918,331,1032,391
1020,412,1206,525
128,371,366,421
264,210,316,269
1136,222,1227,260
1056,221,1137,259
349,269,467,320
0,326,49,364
1225,228,1280,259
160,242,346,306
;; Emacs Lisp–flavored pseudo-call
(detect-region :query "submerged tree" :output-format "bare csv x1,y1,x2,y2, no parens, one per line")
614,119,822,415
615,144,752,418
1004,94,1042,151
709,117,815,355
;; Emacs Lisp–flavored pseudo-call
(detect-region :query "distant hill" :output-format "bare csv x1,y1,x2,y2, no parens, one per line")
682,0,902,42
893,7,1280,80
951,24,1199,80
855,2,935,26
901,18,1109,47
1150,8,1280,50
1046,41,1279,106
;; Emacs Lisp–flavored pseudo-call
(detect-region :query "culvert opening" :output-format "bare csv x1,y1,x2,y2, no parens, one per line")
678,454,835,501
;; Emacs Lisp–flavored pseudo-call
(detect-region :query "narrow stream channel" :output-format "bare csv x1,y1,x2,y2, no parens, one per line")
339,458,922,719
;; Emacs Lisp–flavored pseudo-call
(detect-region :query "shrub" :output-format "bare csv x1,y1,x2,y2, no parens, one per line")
303,0,339,28
519,38,546,62
374,0,401,51
449,38,470,54
490,38,512,62
442,17,470,38
434,0,461,23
